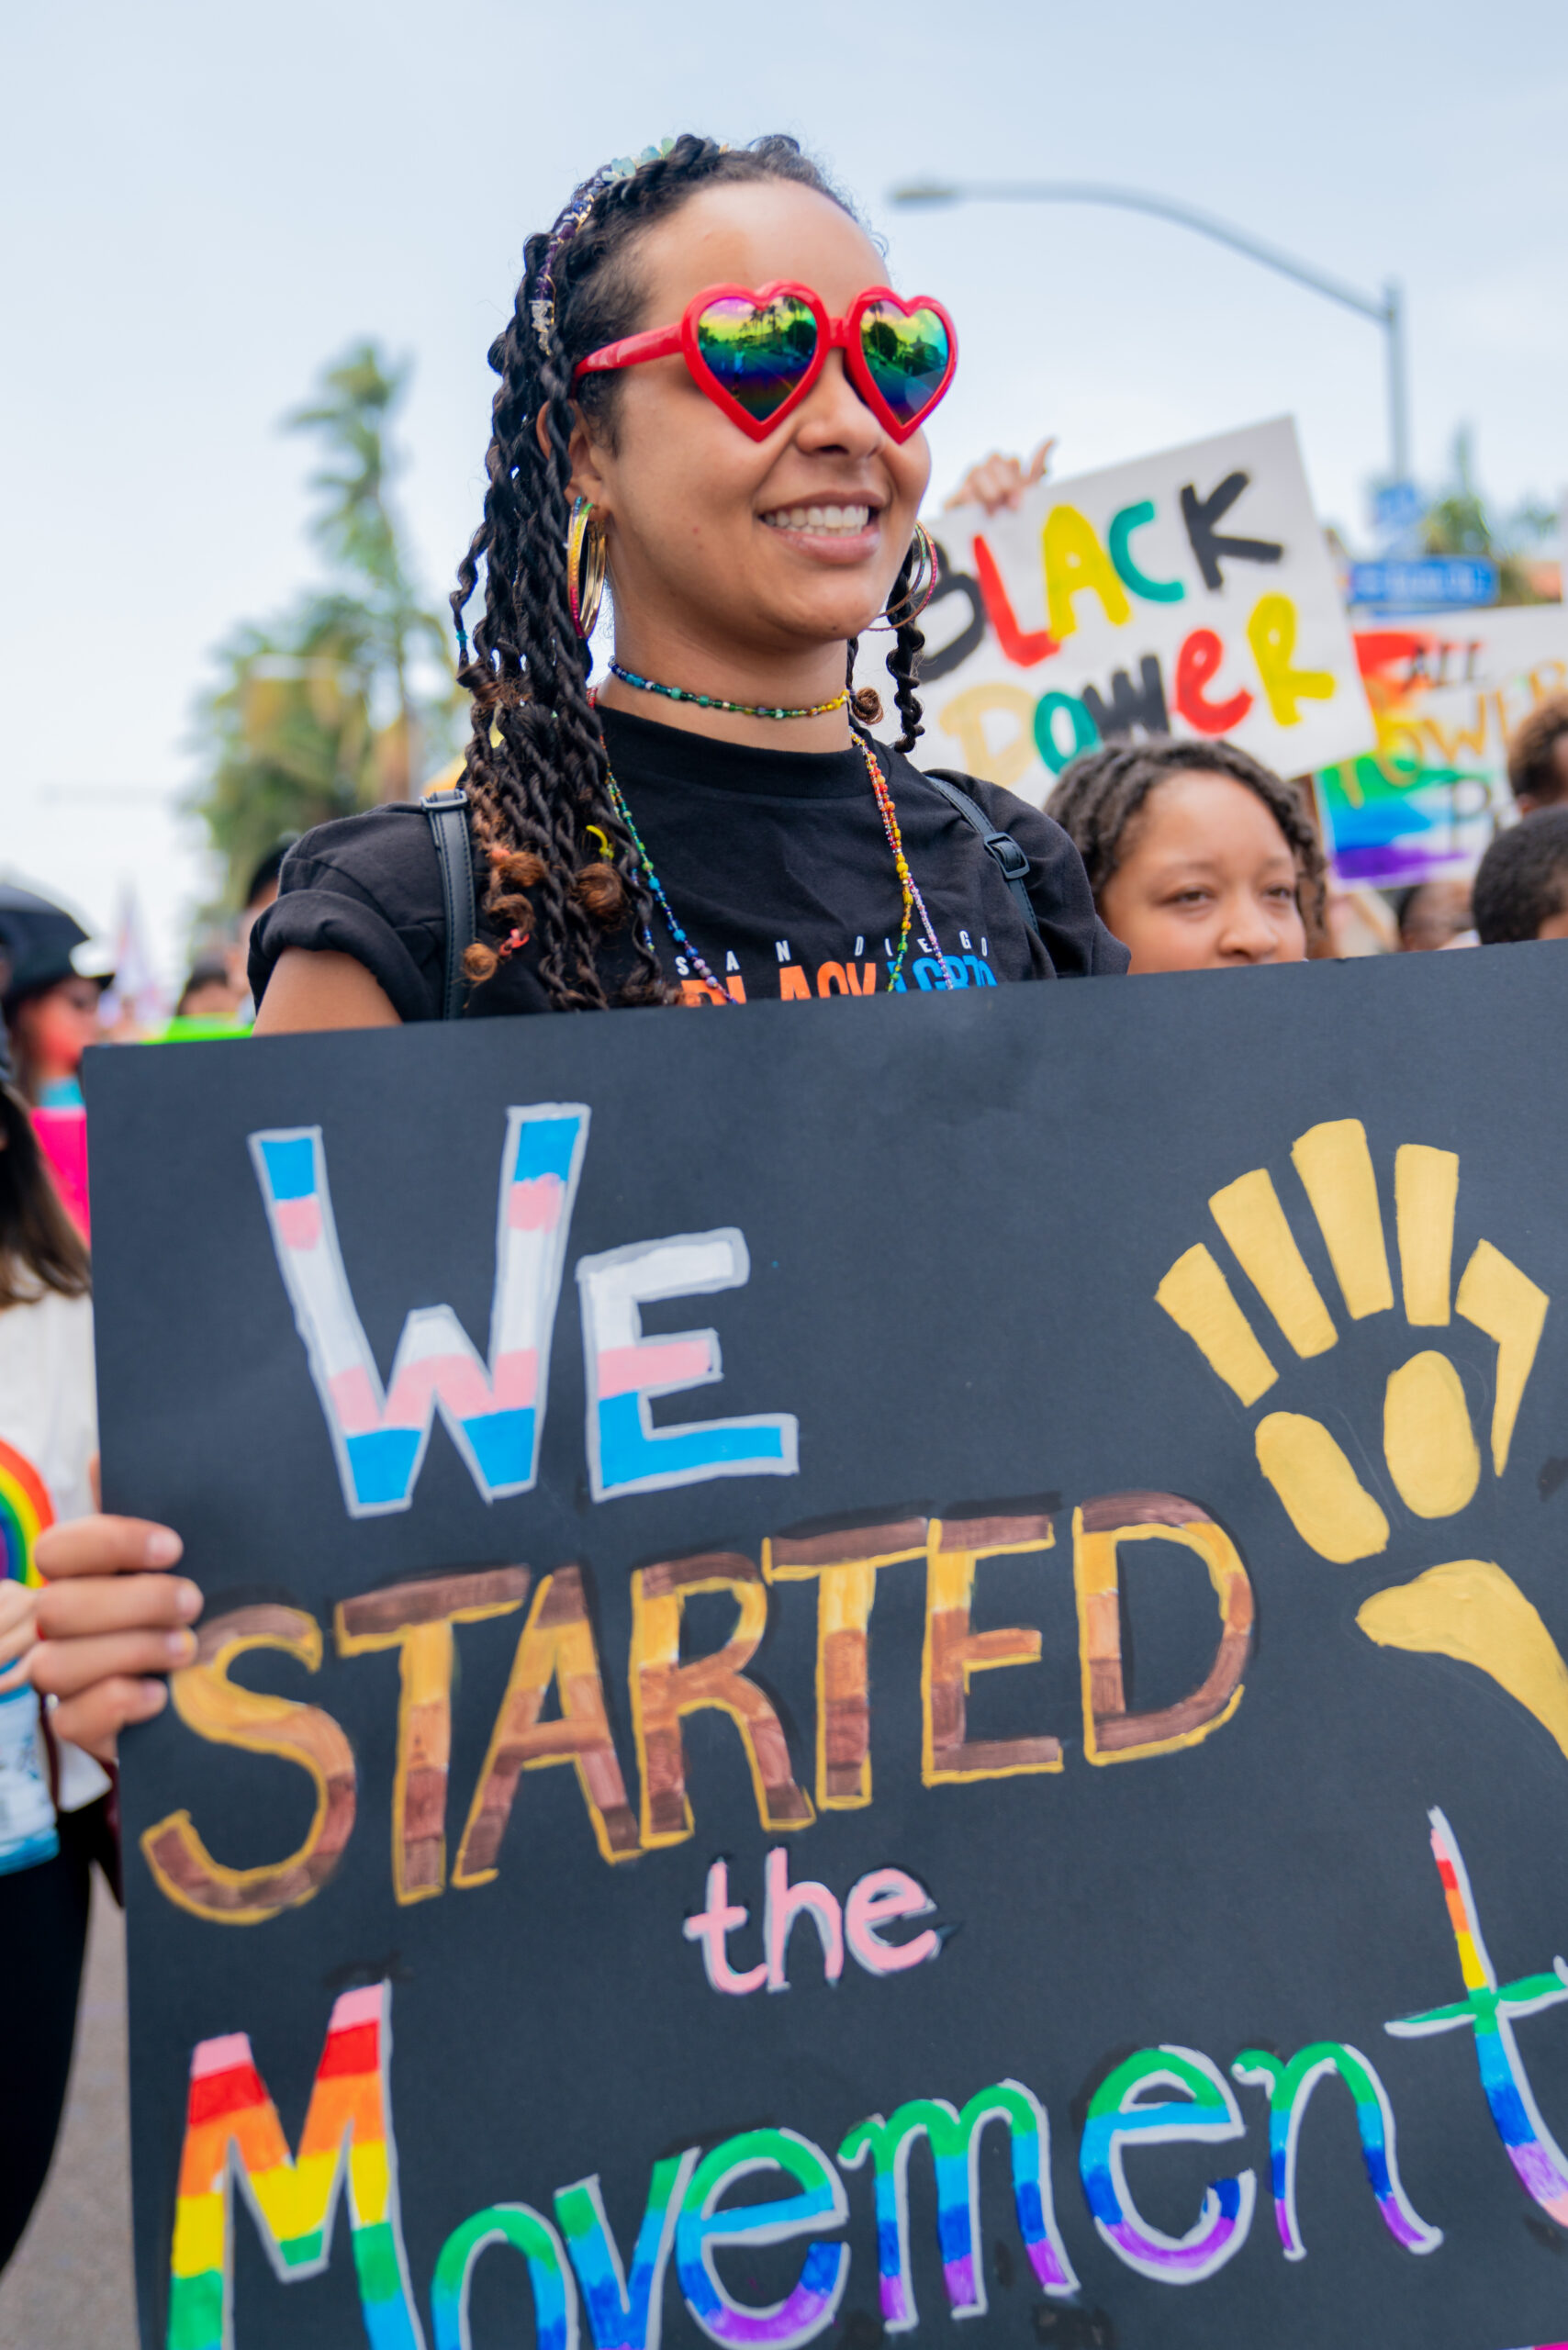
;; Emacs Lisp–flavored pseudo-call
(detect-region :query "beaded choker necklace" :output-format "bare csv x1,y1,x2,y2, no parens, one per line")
609,661,848,722
601,731,952,1003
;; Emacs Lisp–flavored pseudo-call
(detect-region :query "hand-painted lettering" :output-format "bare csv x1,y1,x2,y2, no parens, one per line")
630,1552,813,1847
165,1983,422,2350
1072,1494,1253,1762
1179,470,1283,592
577,1232,798,1501
140,1606,356,1925
839,2080,1078,2328
454,1563,640,1882
250,1106,588,1516
922,1515,1063,1784
674,2129,848,2348
1107,500,1184,603
1247,592,1336,726
1081,2045,1255,2282
1174,627,1254,733
1041,504,1132,640
336,1569,527,1904
1081,655,1170,742
971,532,1058,666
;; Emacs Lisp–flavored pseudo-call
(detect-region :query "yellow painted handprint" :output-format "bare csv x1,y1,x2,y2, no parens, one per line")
1157,1120,1564,1757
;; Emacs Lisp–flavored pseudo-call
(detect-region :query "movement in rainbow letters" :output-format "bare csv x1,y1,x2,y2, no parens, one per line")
164,1814,1554,2345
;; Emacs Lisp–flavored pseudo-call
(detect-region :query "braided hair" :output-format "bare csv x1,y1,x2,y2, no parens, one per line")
452,132,925,1010
1045,737,1327,940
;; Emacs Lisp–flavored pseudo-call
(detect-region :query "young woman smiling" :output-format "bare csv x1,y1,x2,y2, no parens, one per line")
32,132,1124,1761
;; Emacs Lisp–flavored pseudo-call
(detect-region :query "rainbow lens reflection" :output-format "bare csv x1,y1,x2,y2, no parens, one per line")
694,295,819,421
858,303,951,427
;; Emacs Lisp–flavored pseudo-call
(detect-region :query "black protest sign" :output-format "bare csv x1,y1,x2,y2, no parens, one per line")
87,954,1568,2350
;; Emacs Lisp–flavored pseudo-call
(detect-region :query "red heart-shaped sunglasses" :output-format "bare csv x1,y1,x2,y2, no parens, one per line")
573,283,958,444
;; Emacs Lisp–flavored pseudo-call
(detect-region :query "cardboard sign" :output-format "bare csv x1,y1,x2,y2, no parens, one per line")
89,963,1568,2350
891,419,1372,802
1319,609,1568,888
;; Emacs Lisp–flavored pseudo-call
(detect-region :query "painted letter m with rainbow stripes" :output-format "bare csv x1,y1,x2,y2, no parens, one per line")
167,1982,422,2350
251,1106,588,1517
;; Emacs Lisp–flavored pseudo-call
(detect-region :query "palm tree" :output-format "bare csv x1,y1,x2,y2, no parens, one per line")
1421,429,1557,606
191,342,460,904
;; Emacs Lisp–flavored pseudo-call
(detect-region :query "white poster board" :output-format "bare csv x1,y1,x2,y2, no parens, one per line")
891,417,1374,804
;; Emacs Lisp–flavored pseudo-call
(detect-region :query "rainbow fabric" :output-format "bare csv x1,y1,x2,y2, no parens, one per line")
839,2082,1078,2328
1079,2046,1254,2283
0,1436,53,1587
166,1982,422,2350
1388,1807,1568,2226
1230,2042,1441,2259
554,2155,695,2350
250,1106,588,1517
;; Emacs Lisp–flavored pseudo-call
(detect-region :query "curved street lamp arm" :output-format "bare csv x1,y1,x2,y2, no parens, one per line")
889,179,1393,327
890,177,1409,478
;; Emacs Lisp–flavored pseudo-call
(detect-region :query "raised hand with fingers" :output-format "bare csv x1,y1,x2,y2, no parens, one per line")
945,435,1056,516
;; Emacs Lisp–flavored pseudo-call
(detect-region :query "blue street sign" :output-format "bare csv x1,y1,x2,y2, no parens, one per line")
1346,557,1500,609
1372,481,1423,538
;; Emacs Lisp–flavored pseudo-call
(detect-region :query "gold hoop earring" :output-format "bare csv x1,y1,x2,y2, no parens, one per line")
868,521,938,633
566,496,608,638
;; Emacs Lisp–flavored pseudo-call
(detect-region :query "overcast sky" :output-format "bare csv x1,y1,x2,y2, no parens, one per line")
5,0,1565,981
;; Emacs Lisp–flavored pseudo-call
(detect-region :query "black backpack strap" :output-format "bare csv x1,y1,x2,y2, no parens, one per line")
919,767,1040,938
421,788,476,1020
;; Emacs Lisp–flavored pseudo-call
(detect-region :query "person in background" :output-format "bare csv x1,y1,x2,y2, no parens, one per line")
158,957,249,1043
225,842,295,1017
174,958,242,1021
1325,880,1396,958
0,1013,112,2267
1472,809,1568,945
1045,738,1323,973
0,890,112,1111
1507,695,1568,815
1394,878,1473,953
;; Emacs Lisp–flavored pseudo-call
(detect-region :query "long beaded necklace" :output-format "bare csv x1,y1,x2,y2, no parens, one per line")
608,661,848,722
601,725,952,1003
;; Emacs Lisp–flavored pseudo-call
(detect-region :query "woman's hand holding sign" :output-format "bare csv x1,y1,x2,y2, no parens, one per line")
33,1495,201,1763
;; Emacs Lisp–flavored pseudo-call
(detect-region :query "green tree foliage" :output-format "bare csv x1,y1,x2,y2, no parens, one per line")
1421,429,1557,606
190,342,460,904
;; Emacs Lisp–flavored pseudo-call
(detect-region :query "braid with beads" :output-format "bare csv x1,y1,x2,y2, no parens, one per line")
844,543,930,753
452,133,865,1009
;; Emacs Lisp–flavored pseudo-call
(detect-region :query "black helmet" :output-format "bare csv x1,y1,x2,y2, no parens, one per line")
0,884,113,1013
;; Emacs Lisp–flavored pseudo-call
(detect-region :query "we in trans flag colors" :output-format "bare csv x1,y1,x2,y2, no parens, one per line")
252,1107,798,1516
251,1107,588,1516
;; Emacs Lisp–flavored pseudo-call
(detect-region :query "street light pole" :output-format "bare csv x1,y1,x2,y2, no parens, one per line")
890,179,1410,488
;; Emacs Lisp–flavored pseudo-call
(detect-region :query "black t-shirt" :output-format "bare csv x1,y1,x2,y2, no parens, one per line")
250,705,1126,1018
